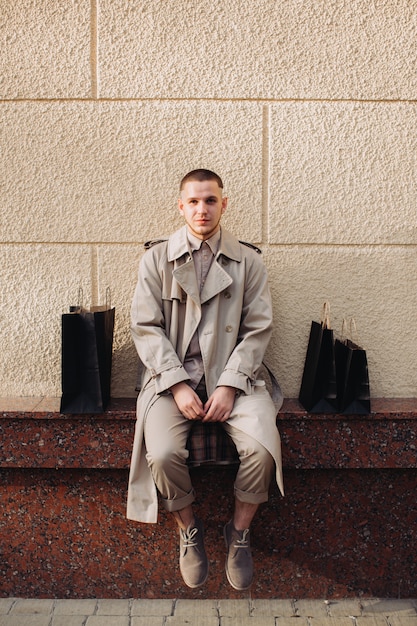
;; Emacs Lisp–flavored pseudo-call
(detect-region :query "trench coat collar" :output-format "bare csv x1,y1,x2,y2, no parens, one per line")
169,226,237,304
167,226,242,263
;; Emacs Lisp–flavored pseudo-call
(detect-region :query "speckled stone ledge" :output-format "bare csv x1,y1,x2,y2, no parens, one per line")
1,397,416,469
278,398,417,469
0,398,416,600
0,398,134,469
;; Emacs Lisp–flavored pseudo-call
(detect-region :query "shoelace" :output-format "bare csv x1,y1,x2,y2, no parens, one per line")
233,528,250,548
181,526,199,548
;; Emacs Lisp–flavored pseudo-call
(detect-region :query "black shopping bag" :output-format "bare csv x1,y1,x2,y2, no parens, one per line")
60,296,115,414
335,337,371,414
299,305,337,413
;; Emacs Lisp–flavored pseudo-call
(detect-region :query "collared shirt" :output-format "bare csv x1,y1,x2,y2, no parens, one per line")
184,229,221,388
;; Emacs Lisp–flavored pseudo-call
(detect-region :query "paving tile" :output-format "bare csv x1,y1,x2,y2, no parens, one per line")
388,618,417,626
52,616,86,626
54,600,97,616
362,600,417,616
54,599,97,615
0,616,51,626
165,617,219,626
218,599,251,617
295,599,330,617
131,599,174,616
0,600,16,615
356,617,390,625
9,599,54,614
327,599,362,617
96,600,130,615
85,617,129,626
131,619,165,626
252,599,295,616
174,599,218,617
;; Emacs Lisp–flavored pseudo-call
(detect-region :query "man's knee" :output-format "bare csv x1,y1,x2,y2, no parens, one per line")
238,439,273,467
146,444,189,474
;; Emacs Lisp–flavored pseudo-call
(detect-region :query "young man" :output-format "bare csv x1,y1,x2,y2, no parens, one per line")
127,169,284,590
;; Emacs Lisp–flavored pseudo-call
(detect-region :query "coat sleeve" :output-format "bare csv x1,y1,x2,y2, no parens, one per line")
216,251,273,393
131,247,190,394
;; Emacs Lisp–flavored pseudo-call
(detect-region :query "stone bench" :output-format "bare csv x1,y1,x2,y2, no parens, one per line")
1,397,416,599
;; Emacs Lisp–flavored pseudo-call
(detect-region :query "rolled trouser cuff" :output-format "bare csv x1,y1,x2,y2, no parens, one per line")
234,486,269,505
162,488,196,512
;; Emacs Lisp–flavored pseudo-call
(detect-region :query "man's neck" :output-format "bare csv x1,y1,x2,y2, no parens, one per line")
187,228,221,252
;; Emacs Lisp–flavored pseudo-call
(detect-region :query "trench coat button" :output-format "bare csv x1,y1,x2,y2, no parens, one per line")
225,325,233,333
224,291,231,299
221,258,229,266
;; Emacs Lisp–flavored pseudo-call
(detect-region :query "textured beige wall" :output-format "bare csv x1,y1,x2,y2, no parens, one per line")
1,0,416,399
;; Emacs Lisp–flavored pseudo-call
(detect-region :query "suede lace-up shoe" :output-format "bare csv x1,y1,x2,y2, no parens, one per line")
223,520,253,590
179,517,208,588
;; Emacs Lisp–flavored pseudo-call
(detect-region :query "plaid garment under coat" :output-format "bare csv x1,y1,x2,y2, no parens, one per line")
137,363,239,466
186,421,239,466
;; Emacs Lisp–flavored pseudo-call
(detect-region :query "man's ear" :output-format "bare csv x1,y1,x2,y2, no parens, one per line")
221,196,228,214
178,197,184,215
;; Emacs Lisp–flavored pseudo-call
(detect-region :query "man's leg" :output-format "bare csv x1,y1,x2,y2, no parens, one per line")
223,421,274,590
171,505,195,530
144,394,208,588
233,499,259,531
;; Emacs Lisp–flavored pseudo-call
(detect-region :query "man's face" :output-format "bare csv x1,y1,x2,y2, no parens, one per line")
178,179,228,240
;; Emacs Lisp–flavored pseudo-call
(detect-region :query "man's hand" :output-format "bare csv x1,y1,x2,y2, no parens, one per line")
170,382,206,420
202,386,236,422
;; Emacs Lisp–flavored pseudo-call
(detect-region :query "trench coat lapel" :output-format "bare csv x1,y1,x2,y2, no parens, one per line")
172,259,199,304
201,261,232,303
171,260,201,359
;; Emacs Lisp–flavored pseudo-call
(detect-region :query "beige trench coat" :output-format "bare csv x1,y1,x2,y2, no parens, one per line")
127,226,284,523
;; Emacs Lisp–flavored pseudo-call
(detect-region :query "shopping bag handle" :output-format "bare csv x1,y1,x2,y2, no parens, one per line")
341,317,360,343
321,301,331,329
106,287,112,309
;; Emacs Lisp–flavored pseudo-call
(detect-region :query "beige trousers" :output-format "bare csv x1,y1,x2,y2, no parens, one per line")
144,392,275,513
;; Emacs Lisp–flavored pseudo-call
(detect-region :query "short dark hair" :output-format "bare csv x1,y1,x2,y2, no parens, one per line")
179,169,223,192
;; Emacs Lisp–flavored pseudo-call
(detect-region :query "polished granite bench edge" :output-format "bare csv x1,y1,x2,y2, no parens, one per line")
1,396,417,417
1,397,416,470
0,396,136,418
